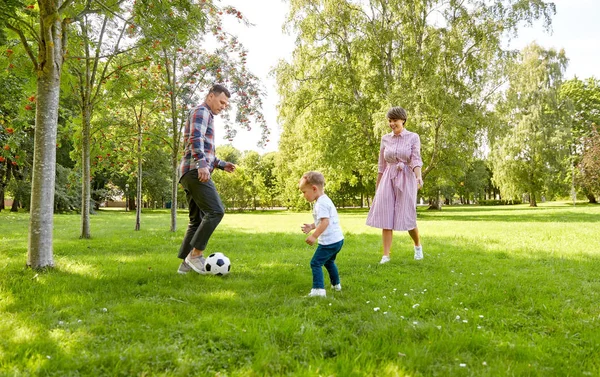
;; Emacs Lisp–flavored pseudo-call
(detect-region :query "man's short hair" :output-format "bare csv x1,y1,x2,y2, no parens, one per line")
300,171,325,188
209,84,231,98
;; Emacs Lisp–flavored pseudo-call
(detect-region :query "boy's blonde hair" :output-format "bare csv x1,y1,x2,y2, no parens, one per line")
300,171,325,188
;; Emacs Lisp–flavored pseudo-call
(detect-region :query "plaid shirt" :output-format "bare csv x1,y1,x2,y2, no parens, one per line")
179,102,226,180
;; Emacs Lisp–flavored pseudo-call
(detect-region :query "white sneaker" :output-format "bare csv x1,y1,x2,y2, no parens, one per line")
414,245,423,260
380,255,391,264
331,284,342,291
307,288,326,297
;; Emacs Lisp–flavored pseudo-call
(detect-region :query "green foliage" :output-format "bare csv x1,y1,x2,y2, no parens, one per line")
489,43,569,205
276,0,556,208
578,126,600,197
2,204,600,375
478,199,523,206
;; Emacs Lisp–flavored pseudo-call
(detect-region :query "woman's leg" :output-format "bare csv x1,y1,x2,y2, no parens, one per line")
383,229,393,257
408,226,420,246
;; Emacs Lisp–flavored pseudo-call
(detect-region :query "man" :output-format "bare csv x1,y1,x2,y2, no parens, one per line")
177,84,236,274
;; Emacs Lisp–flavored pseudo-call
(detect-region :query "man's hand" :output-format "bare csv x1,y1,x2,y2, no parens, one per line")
301,223,313,234
305,235,317,246
198,167,211,182
224,162,236,173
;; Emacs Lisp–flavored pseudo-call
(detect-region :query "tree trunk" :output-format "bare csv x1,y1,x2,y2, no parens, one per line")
80,106,92,238
586,193,597,204
28,8,64,269
170,158,178,232
11,198,19,212
529,192,537,207
135,126,142,231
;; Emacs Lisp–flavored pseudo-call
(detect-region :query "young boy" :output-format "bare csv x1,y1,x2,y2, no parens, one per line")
299,171,344,297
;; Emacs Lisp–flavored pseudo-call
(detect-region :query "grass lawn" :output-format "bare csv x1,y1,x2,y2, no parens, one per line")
1,202,599,376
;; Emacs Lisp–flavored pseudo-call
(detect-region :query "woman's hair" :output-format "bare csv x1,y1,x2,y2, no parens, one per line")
387,106,407,122
300,171,325,188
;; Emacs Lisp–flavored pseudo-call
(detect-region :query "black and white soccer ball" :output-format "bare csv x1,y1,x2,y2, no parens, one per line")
204,252,231,276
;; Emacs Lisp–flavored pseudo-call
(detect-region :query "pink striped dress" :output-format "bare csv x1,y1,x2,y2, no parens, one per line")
366,129,423,231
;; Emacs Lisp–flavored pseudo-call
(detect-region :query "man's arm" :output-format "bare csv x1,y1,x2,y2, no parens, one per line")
189,107,210,170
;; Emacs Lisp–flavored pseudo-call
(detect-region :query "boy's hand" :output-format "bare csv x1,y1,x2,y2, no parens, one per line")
305,235,317,246
301,223,313,234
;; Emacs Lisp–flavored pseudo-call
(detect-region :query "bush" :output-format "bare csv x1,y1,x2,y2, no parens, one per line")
478,199,522,206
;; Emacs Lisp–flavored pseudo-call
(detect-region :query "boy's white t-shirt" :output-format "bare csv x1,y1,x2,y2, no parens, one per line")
313,194,344,245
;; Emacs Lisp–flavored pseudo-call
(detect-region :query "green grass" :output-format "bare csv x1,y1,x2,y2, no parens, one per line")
1,203,600,376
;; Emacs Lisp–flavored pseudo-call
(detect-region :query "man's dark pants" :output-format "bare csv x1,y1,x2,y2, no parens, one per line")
178,169,225,259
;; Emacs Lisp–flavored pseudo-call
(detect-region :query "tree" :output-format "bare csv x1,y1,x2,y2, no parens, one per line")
578,125,600,198
1,0,90,268
136,1,268,231
65,4,138,238
276,0,556,210
559,77,600,203
489,43,568,206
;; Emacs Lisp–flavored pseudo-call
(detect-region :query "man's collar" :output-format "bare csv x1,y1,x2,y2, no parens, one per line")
202,102,215,115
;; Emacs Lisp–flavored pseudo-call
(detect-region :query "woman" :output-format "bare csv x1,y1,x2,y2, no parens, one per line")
366,106,424,264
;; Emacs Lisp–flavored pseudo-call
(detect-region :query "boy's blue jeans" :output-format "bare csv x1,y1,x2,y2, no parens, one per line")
311,239,344,289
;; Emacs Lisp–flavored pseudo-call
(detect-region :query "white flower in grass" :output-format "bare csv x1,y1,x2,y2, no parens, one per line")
479,315,484,318
412,304,420,309
482,361,488,366
77,319,82,323
374,307,380,312
477,326,482,329
456,315,461,320
102,308,108,313
451,270,455,273
464,308,469,311
462,320,468,323
404,293,408,296
389,305,392,308
393,288,397,291
383,296,387,299
58,321,64,326
46,355,51,359
454,283,458,286
459,363,466,367
329,303,332,306
366,301,370,304
423,289,427,292
400,316,405,319
436,325,442,330
383,312,388,315
413,321,418,325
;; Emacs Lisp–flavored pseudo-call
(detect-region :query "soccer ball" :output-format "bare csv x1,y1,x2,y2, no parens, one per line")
204,252,231,276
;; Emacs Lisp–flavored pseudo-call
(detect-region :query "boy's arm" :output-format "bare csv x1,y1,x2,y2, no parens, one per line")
311,218,329,239
306,218,329,246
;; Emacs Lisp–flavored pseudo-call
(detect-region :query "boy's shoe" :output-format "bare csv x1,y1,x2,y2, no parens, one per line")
414,245,423,260
331,284,342,291
177,260,191,275
185,254,206,274
380,255,391,264
307,288,327,297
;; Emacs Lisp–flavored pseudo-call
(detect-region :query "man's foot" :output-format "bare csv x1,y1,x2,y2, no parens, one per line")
414,245,423,260
307,288,326,297
331,284,342,291
380,255,391,264
177,260,191,275
185,254,206,274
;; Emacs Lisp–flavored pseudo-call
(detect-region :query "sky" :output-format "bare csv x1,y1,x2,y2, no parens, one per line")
219,0,600,154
